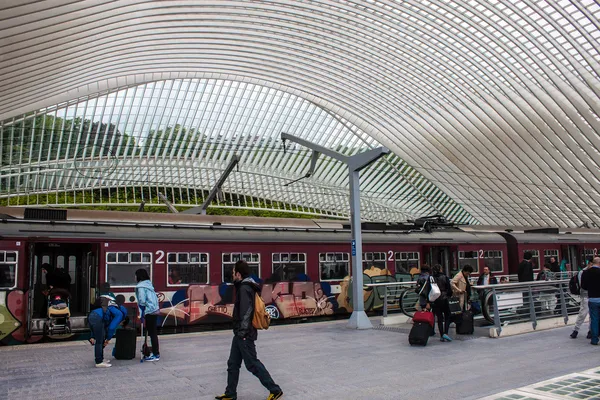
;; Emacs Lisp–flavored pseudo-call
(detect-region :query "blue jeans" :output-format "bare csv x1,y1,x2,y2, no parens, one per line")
589,301,600,345
88,313,105,364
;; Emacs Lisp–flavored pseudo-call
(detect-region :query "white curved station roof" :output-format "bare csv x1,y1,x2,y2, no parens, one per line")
1,0,599,227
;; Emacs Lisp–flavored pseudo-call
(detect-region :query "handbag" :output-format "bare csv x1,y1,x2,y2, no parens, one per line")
448,296,462,315
428,276,441,302
413,310,435,328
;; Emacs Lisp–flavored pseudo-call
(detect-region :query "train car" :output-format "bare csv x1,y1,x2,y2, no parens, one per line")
0,206,581,345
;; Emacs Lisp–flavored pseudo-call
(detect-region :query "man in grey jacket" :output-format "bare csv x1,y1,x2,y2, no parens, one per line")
571,257,592,339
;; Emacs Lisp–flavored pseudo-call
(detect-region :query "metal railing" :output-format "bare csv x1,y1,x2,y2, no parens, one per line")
473,279,580,336
365,273,582,336
364,281,417,317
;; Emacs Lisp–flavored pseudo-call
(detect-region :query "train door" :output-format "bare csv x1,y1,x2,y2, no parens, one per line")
561,245,581,273
424,246,455,276
29,242,99,335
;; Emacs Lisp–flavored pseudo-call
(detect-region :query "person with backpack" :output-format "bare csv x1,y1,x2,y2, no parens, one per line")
88,295,129,368
432,264,453,342
215,260,283,400
570,257,592,339
135,269,160,362
415,264,432,311
581,257,600,345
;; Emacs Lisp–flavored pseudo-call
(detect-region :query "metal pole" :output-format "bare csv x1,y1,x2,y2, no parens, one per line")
492,287,502,337
383,286,388,318
348,168,372,329
558,282,568,324
528,286,537,330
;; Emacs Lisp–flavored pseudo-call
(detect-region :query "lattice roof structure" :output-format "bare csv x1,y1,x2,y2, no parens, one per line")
1,0,599,227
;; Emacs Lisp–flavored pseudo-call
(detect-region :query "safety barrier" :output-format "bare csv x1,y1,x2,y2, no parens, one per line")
473,279,581,336
366,273,583,336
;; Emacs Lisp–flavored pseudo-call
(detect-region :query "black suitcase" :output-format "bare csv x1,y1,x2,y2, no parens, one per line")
409,322,432,346
114,328,137,360
456,310,474,335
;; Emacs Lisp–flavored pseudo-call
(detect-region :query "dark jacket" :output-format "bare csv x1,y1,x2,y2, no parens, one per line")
415,272,431,306
549,261,560,273
581,266,600,299
48,268,71,291
477,274,498,286
433,272,452,301
518,260,534,282
232,277,259,341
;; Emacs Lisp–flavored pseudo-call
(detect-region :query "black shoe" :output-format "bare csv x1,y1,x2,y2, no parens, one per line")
570,331,578,339
587,331,592,339
215,395,236,400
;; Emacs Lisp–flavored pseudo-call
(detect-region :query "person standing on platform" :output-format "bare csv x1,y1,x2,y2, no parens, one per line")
581,257,600,346
432,264,452,342
518,252,534,307
451,265,473,310
216,260,283,400
88,296,129,367
571,257,592,339
415,264,432,312
549,257,560,274
135,269,160,362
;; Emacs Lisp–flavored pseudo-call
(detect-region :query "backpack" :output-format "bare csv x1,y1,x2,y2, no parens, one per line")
252,293,271,330
569,274,580,295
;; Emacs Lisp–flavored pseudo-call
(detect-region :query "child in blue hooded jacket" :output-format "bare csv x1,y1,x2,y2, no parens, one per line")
135,269,160,361
88,296,129,367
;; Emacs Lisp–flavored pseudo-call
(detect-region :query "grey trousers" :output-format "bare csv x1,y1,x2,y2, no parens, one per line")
574,292,589,332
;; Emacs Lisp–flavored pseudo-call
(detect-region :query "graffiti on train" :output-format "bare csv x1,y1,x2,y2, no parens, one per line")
156,267,402,326
0,289,25,343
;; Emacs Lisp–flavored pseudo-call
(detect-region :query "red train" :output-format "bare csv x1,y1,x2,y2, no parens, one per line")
0,206,597,345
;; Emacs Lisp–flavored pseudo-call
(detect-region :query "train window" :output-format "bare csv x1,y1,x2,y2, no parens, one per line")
0,251,18,289
482,250,503,272
523,250,541,270
458,251,479,272
394,252,420,274
106,252,152,287
222,253,260,283
167,252,209,286
544,249,559,266
319,252,350,281
363,252,386,270
271,253,307,281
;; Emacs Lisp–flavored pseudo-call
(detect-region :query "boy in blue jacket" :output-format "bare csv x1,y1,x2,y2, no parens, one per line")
88,296,129,368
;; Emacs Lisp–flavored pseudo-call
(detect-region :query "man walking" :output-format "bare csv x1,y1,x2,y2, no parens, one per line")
570,257,592,339
581,257,600,346
216,260,283,400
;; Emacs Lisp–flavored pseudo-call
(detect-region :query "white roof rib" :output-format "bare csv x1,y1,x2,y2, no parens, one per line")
0,0,598,227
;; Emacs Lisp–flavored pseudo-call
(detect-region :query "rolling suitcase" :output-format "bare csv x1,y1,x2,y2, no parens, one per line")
409,322,432,346
455,309,474,335
114,328,137,359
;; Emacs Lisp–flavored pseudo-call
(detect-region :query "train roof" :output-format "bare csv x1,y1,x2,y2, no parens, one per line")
0,207,503,243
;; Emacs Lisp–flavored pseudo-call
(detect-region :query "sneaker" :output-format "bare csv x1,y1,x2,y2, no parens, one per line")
587,331,592,339
215,395,236,400
95,361,112,368
267,392,283,400
570,331,578,339
442,334,453,342
440,337,446,342
144,354,160,362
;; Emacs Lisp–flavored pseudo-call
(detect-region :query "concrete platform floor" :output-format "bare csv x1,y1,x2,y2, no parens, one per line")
0,319,598,400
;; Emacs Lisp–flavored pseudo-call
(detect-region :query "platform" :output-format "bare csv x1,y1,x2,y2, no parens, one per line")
0,319,598,400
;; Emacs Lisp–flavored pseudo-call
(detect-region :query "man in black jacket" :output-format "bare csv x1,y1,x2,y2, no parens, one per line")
216,260,283,400
518,252,534,307
581,257,600,346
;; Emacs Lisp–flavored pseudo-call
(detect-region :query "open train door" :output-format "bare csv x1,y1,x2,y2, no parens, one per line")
25,243,35,339
424,246,456,276
561,244,581,273
83,251,98,313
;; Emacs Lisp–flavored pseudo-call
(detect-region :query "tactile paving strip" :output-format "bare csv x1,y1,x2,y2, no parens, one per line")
480,367,600,400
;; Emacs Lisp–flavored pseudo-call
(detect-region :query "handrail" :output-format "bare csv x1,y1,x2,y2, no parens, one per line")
364,281,416,317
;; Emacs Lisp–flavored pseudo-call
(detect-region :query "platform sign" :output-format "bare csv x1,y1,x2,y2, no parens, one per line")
351,240,356,256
